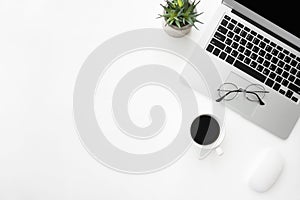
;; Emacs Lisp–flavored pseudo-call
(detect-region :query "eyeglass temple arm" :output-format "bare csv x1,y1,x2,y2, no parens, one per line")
245,91,265,105
216,90,241,102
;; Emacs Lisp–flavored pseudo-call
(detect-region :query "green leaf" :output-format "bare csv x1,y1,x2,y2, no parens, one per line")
175,20,181,28
177,0,184,7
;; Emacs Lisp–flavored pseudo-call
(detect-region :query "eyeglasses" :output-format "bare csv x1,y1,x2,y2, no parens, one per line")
216,83,269,105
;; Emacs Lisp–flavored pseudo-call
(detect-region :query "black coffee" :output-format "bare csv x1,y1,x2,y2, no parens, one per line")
190,115,220,145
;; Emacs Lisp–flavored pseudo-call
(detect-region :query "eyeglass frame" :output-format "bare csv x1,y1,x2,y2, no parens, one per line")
216,83,269,106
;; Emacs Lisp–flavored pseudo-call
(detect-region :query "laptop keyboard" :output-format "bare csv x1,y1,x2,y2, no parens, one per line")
206,14,300,104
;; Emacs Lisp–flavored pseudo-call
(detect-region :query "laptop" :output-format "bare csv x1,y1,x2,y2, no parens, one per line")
199,0,300,139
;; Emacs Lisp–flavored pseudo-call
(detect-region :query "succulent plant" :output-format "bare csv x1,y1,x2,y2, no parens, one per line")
158,0,203,29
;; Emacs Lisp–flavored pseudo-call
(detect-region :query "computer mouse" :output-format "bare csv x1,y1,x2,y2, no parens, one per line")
248,149,284,193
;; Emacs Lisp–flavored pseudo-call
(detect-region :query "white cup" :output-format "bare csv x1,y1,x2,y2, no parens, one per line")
190,114,225,160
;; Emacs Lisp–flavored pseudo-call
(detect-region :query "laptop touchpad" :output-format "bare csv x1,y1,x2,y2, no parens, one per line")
224,72,259,116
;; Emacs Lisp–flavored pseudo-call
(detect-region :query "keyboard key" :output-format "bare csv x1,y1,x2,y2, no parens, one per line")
273,83,281,91
252,46,259,53
231,19,237,24
244,27,250,32
224,15,231,20
244,57,251,65
256,65,264,72
263,68,270,76
244,49,251,56
250,30,257,36
297,71,300,78
231,50,238,57
292,96,298,103
278,52,285,60
269,64,277,71
237,54,245,61
219,52,227,60
291,60,297,67
234,60,267,83
275,76,283,83
297,57,300,62
295,79,300,87
227,23,235,30
282,79,289,86
297,63,300,70
213,48,221,56
226,55,235,64
269,72,276,79
250,61,258,68
250,53,258,60
265,45,272,52
246,34,254,41
257,56,264,64
234,27,241,34
246,42,253,49
225,38,233,45
237,23,244,28
225,46,232,53
275,68,283,75
263,60,270,68
286,90,293,98
257,34,264,40
221,19,228,26
240,30,247,37
284,64,291,71
276,46,283,51
265,53,272,60
290,68,297,75
271,57,278,64
270,42,276,47
218,26,228,34
259,49,266,57
266,78,274,87
279,89,285,95
240,38,247,45
238,46,245,53
227,31,234,38
271,49,279,56
214,32,226,41
263,38,270,43
288,83,300,95
206,44,214,52
253,38,260,45
233,35,241,42
288,75,295,82
278,61,285,68
283,49,290,55
284,56,291,63
211,38,226,50
282,71,289,78
290,53,296,59
259,41,266,49
232,42,239,49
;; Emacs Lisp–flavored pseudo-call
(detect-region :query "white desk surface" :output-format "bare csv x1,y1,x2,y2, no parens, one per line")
0,0,299,199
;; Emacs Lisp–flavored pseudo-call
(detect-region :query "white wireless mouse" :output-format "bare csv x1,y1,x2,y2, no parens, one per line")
248,149,284,193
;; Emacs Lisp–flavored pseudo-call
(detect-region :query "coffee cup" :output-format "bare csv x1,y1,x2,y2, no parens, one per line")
190,114,224,159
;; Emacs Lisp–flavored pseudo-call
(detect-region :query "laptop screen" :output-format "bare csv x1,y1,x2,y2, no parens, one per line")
234,0,300,39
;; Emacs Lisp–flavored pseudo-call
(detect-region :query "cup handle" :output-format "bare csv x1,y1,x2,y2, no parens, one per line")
215,147,223,156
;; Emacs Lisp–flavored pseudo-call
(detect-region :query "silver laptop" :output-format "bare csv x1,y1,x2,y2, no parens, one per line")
199,0,300,139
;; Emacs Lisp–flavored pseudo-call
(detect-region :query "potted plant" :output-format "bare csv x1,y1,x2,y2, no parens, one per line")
158,0,203,38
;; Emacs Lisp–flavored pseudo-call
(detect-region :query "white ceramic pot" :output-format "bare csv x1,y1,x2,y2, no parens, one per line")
162,21,193,38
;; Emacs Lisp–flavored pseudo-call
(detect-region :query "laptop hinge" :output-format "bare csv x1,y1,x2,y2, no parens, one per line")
232,9,300,52
222,0,233,9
